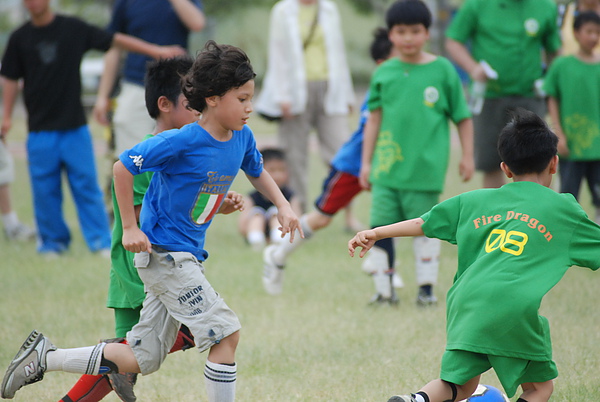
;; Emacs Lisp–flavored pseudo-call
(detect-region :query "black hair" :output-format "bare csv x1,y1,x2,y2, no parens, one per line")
260,147,286,164
182,40,256,112
370,27,393,62
386,0,432,30
144,56,194,119
497,108,558,175
573,10,600,31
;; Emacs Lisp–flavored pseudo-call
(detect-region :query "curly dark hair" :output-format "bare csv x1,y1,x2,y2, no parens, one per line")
182,40,256,113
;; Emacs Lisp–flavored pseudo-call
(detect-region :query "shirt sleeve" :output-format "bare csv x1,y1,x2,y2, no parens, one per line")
107,0,127,33
445,59,472,124
420,195,461,245
0,32,23,80
240,126,264,178
541,2,562,55
569,217,600,270
119,134,176,175
76,18,114,52
445,0,477,43
367,68,382,112
542,57,561,98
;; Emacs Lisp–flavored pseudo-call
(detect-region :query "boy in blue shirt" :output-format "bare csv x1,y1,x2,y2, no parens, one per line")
1,41,302,402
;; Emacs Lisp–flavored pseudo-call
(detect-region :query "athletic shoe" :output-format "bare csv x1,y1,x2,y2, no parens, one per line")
392,273,404,288
368,291,399,306
108,372,137,402
4,222,36,242
388,395,417,402
1,330,56,399
416,291,438,307
262,244,284,295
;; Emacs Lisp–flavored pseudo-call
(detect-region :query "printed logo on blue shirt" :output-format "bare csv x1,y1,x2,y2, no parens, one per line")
129,154,144,171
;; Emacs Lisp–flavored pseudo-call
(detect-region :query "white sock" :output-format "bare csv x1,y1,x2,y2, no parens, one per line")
204,360,236,402
414,394,427,402
46,344,105,375
247,230,266,250
2,211,19,231
271,214,312,264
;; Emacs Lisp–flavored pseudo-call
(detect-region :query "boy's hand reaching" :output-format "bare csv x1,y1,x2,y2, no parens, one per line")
277,203,304,242
122,226,152,254
218,191,245,215
348,229,377,258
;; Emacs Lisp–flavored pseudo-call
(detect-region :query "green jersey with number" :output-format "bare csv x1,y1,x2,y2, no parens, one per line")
367,56,470,192
446,0,561,98
544,55,600,160
421,181,600,360
107,134,154,310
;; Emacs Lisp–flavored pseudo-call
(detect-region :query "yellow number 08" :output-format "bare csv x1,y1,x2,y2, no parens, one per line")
485,229,528,256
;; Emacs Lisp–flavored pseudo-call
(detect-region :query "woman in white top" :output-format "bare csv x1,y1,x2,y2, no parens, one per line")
256,0,355,211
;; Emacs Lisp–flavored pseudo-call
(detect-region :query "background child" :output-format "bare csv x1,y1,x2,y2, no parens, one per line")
261,27,399,296
544,11,600,223
349,109,600,402
59,56,200,402
238,147,300,251
1,41,301,402
359,0,474,305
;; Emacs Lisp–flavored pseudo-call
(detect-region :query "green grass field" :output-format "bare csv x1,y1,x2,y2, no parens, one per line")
1,114,599,401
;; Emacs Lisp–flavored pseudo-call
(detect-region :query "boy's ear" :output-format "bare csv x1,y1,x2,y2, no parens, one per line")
548,155,559,175
157,96,173,113
205,95,219,107
500,161,513,178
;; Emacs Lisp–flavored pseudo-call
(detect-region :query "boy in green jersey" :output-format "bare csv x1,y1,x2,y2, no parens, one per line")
349,109,600,402
544,11,600,223
360,0,474,305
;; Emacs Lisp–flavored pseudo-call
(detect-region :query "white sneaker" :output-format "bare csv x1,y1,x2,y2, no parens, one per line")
5,222,36,242
1,330,56,399
262,245,284,295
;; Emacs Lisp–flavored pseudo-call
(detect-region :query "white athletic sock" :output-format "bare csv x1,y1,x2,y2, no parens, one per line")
271,214,312,264
413,394,427,402
46,344,105,375
2,211,19,231
247,230,266,250
204,360,236,402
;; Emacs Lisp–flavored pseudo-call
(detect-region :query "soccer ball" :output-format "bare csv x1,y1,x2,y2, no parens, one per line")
461,384,510,402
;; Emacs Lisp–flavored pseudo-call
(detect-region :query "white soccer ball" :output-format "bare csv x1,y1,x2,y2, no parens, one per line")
461,384,510,402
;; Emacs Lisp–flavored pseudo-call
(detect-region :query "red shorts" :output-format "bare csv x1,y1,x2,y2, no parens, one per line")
314,168,362,215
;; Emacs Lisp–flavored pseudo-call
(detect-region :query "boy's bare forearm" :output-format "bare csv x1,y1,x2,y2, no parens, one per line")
373,218,425,239
113,161,137,230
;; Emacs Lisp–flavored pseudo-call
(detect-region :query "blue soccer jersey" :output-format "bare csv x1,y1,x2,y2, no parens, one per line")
120,122,263,260
330,95,369,177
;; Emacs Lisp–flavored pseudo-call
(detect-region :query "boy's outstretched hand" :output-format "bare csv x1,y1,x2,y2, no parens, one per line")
218,191,245,215
348,229,378,258
277,203,304,242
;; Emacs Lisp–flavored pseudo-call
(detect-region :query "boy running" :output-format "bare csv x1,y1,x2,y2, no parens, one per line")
1,41,301,402
349,109,600,402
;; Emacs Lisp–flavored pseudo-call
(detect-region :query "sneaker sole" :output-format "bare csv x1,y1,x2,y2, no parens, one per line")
1,330,44,399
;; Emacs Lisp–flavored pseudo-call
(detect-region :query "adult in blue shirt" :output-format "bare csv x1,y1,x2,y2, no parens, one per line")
93,0,205,158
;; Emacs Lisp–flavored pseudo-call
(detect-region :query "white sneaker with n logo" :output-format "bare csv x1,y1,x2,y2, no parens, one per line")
1,330,56,399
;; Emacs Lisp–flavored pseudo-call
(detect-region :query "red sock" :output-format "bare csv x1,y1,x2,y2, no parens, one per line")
169,325,196,353
59,374,112,402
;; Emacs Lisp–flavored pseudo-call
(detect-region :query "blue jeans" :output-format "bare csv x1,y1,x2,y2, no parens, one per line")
27,125,111,253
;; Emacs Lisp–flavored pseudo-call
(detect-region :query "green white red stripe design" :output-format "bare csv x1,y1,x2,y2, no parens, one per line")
192,193,225,224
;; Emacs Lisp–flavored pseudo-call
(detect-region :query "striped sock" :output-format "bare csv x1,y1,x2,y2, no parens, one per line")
204,360,236,402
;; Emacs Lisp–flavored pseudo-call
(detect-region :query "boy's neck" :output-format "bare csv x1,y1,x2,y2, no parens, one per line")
576,48,600,63
398,51,435,64
510,173,552,188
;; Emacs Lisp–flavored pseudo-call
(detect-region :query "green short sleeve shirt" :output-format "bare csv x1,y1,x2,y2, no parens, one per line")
446,0,561,98
367,56,470,192
107,134,154,310
544,56,600,160
421,182,600,360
